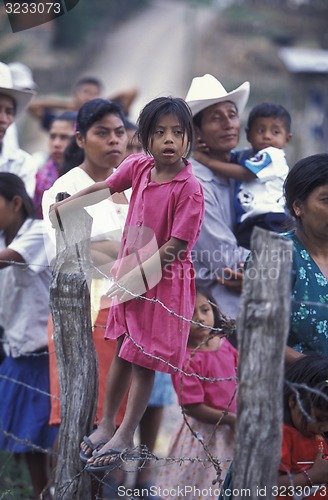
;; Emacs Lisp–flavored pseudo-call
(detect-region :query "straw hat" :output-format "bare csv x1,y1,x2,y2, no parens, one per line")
0,62,35,116
185,74,250,117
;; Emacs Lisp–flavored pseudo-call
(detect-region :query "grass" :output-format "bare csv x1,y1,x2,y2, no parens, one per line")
0,452,33,500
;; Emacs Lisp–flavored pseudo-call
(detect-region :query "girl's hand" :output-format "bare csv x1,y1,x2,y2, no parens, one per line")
306,449,328,485
106,268,146,304
49,203,61,228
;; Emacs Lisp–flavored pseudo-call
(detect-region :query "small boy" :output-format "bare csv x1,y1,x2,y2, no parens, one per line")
194,102,292,249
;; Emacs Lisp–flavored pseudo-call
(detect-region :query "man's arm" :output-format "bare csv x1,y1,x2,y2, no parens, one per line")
28,97,74,120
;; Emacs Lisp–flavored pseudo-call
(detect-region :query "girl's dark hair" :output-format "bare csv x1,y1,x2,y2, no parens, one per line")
0,172,35,219
76,98,126,138
59,135,85,177
137,96,194,157
196,286,222,330
283,353,328,429
246,102,292,133
284,153,328,218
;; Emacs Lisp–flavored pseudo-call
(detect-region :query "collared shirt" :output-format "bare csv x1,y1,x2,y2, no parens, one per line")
191,156,249,318
0,143,37,197
0,218,51,357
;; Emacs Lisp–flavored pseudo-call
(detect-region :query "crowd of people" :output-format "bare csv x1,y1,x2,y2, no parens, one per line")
0,59,327,500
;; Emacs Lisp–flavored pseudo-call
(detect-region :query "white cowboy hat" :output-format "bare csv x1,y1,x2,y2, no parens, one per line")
0,62,35,117
185,74,250,117
8,62,37,91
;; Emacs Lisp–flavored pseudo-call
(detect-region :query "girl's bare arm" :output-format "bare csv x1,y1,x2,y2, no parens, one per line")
184,403,236,429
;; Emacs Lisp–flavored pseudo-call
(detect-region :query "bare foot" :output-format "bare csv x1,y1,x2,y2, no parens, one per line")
80,420,116,457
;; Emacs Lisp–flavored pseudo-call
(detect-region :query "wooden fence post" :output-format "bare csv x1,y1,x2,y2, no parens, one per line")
49,194,98,499
233,227,293,499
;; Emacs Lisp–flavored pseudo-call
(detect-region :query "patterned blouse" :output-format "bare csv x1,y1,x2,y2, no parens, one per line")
288,233,328,355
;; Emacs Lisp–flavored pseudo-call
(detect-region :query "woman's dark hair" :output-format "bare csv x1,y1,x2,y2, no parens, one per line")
76,98,127,138
59,135,85,177
284,153,328,218
283,353,328,429
137,96,194,157
0,172,34,219
246,102,292,133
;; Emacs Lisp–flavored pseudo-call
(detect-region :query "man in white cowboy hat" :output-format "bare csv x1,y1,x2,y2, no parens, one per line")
0,62,37,197
185,73,250,320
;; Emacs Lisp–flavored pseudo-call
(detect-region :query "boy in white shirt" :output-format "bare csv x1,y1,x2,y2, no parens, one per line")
194,102,292,249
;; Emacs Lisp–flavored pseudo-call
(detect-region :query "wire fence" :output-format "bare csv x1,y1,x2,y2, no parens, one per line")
0,254,327,499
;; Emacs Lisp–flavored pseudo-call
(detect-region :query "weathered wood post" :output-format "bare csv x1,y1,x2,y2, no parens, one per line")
233,227,293,499
50,193,98,499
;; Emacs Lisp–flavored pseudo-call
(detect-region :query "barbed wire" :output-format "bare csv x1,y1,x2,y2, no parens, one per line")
0,254,327,495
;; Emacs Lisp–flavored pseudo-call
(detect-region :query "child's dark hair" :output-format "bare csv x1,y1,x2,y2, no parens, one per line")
50,111,77,128
283,353,328,429
137,97,194,157
284,153,328,219
247,102,291,134
76,98,127,138
196,286,222,330
0,173,34,219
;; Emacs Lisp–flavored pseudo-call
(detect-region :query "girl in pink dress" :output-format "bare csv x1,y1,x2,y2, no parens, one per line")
157,287,238,499
50,96,204,470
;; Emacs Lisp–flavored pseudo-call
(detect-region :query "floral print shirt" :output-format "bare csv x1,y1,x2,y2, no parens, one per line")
288,234,328,354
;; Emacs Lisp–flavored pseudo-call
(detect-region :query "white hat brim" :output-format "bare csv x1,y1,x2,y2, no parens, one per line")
186,79,250,117
0,87,35,117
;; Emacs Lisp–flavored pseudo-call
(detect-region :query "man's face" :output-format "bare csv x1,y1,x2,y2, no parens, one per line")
0,94,15,145
74,83,101,109
196,101,240,157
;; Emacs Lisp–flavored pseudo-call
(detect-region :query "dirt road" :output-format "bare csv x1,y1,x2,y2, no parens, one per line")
87,0,215,122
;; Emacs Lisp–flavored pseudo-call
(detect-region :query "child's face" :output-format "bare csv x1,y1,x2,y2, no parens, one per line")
246,116,292,152
289,396,328,437
148,113,188,167
189,292,215,344
49,120,75,166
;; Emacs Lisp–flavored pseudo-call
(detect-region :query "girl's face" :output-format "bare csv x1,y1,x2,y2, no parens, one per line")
293,183,328,242
149,113,188,167
289,396,328,437
189,292,215,344
77,113,128,171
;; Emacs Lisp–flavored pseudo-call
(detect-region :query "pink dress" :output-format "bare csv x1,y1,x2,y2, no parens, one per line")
104,153,204,374
157,339,238,499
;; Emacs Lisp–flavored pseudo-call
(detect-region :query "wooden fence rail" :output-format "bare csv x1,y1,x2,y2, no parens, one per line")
50,195,98,499
233,227,293,499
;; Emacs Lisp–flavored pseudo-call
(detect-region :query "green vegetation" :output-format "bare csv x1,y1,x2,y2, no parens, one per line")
0,452,33,500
